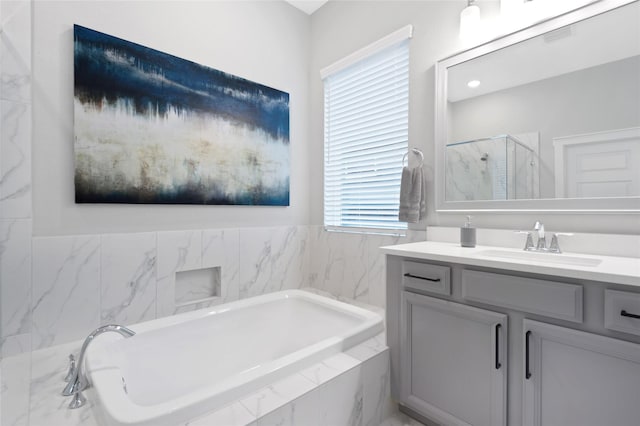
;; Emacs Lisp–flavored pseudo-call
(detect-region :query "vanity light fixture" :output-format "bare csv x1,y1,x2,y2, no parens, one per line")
467,79,481,88
460,0,481,40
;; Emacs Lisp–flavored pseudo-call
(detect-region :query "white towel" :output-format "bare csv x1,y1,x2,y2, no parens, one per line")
398,166,426,223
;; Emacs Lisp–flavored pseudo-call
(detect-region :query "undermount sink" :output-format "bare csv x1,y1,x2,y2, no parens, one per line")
477,249,603,267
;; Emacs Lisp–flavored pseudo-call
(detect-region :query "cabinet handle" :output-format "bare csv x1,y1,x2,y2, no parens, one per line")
403,273,441,282
525,330,532,380
495,324,502,370
621,310,640,319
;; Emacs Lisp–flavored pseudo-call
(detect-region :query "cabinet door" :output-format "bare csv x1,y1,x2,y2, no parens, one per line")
401,291,507,426
523,319,640,426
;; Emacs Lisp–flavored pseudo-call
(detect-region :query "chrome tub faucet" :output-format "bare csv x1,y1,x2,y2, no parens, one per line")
62,324,136,409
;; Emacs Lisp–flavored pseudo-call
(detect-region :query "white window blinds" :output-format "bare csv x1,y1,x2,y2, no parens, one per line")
323,28,411,232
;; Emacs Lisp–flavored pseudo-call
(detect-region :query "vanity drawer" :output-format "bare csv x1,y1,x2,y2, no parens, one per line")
604,290,640,336
402,261,450,296
462,269,583,322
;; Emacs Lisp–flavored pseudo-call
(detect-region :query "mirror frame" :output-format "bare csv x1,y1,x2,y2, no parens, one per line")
435,0,640,214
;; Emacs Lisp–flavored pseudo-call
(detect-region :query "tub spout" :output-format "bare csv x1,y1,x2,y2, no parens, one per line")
62,324,135,409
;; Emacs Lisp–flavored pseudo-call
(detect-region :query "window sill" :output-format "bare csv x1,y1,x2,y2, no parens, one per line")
324,225,407,237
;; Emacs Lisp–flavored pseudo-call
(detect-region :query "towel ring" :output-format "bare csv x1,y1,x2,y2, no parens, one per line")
402,148,424,167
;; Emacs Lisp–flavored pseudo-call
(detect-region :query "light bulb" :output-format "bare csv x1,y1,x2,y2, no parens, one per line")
467,80,481,88
460,0,481,40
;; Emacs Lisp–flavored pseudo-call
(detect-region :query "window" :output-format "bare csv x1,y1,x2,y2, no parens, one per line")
322,26,411,233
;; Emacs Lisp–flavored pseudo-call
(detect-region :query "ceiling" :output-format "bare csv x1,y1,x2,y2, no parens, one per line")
285,0,329,15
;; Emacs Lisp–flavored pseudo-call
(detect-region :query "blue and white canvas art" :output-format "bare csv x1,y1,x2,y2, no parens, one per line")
73,25,290,205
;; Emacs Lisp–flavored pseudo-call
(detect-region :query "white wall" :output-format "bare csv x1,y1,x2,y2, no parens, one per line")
32,0,311,236
309,0,640,234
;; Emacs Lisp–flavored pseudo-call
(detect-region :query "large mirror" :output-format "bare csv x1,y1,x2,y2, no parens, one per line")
435,0,640,212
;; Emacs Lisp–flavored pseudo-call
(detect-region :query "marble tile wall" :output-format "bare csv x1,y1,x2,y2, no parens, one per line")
0,0,31,218
1,0,33,360
31,235,101,350
0,220,31,352
445,133,540,201
2,223,422,354
512,132,540,200
1,3,33,424
445,138,507,201
308,227,425,309
0,226,309,353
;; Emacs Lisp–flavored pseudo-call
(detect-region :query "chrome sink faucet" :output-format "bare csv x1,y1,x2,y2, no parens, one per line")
62,324,135,409
517,222,572,253
534,221,546,251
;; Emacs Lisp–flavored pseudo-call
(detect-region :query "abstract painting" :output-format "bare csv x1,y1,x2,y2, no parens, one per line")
73,25,290,205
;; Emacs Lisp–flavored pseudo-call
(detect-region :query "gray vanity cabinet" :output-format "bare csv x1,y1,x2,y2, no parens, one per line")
386,255,640,426
401,291,507,426
523,319,640,426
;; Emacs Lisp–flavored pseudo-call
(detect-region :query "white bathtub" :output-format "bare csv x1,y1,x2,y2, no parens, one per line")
85,289,384,426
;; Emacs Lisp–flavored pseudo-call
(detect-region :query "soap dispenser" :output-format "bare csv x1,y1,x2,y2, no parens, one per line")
460,215,476,248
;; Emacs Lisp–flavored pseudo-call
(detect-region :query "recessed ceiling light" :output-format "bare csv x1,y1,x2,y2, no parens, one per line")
467,80,481,88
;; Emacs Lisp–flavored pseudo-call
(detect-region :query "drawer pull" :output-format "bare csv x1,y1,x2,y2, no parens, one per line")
495,324,502,370
525,331,532,380
621,310,640,319
404,273,441,283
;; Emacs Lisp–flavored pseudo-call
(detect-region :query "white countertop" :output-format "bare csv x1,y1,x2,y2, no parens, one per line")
381,241,640,287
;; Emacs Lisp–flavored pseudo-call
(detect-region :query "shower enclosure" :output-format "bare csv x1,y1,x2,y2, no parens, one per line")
445,135,537,201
